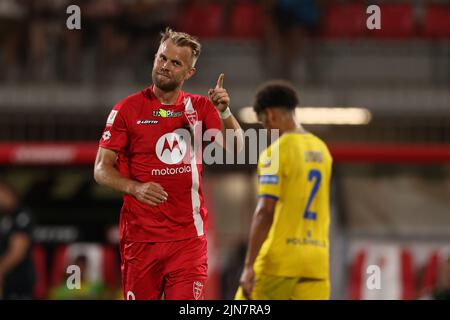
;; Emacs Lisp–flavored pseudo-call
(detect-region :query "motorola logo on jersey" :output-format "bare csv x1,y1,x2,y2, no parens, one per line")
156,132,188,164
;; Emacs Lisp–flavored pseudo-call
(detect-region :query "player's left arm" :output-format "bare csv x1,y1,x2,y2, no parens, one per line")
239,196,277,299
208,73,244,152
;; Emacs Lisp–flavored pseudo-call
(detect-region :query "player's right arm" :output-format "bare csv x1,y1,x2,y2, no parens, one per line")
94,147,168,206
239,196,276,299
94,102,167,206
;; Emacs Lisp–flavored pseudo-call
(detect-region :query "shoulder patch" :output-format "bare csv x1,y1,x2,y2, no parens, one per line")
259,175,279,185
107,110,118,125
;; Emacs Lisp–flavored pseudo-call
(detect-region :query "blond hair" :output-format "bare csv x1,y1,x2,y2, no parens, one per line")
160,27,201,66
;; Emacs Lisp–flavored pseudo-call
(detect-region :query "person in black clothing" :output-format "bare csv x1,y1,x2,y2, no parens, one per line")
0,181,36,299
263,0,323,81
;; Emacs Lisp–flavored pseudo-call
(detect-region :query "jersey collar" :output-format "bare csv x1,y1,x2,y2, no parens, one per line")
147,85,185,106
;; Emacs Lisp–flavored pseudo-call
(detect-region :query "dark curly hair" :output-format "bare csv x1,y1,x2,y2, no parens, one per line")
253,80,300,114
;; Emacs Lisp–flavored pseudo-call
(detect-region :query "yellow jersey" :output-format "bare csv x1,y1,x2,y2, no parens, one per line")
254,132,332,279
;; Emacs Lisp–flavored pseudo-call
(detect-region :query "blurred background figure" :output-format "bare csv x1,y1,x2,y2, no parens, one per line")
0,0,27,82
263,0,322,81
0,182,36,300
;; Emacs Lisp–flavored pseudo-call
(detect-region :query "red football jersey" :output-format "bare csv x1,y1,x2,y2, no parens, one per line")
99,86,222,242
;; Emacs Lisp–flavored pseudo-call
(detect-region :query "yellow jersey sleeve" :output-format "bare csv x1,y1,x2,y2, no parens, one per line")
257,141,288,200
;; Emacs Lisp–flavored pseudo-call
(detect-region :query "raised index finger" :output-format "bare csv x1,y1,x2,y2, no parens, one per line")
216,73,224,89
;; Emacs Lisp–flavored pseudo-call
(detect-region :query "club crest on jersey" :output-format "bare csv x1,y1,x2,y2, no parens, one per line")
193,281,204,300
153,108,182,118
184,109,198,127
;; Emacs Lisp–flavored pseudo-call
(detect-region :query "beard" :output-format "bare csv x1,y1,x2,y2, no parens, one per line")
151,69,180,92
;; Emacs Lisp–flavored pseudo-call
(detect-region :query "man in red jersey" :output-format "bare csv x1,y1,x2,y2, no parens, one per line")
94,28,243,300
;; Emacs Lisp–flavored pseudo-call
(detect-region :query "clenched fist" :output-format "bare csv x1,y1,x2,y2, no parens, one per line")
132,181,168,206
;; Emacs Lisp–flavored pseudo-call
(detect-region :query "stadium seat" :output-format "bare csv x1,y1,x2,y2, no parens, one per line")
177,2,224,38
229,2,264,39
370,4,415,39
32,245,48,299
421,251,439,293
348,249,365,300
400,249,416,300
102,245,120,287
423,5,450,39
322,3,366,39
50,245,68,288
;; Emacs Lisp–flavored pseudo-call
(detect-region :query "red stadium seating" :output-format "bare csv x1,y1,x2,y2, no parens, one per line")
178,2,224,38
32,245,48,299
102,245,120,287
423,5,450,39
322,3,366,39
229,2,264,39
348,249,365,300
371,4,415,39
400,249,416,300
421,251,439,292
348,245,448,300
50,245,68,288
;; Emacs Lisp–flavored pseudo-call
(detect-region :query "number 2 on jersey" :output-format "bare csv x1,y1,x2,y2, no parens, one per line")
303,169,322,220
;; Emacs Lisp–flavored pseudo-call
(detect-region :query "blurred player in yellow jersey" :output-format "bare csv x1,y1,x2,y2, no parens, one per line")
235,80,332,300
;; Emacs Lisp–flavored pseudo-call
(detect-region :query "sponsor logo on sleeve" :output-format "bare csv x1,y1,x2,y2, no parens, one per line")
106,110,118,125
259,175,279,185
102,130,111,141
